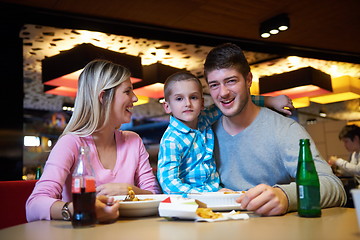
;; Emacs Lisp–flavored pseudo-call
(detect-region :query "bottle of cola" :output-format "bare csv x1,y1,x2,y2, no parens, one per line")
296,139,321,217
72,145,97,227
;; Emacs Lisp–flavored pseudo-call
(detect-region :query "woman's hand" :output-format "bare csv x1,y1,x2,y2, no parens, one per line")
96,183,153,196
95,195,120,223
96,183,133,196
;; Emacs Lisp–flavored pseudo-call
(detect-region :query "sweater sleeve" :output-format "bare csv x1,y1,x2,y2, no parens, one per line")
335,153,360,175
274,122,347,212
26,134,80,222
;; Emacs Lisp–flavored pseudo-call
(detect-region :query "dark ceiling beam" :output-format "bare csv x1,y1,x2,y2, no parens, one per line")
1,2,360,64
42,43,143,82
259,67,332,94
133,63,184,89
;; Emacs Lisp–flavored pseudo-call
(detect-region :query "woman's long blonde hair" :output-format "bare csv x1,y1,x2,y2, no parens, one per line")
61,59,131,137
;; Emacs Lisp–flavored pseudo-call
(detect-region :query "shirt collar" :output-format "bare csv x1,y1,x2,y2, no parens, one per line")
169,115,194,134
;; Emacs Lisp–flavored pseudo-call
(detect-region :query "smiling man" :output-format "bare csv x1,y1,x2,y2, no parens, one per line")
204,43,346,216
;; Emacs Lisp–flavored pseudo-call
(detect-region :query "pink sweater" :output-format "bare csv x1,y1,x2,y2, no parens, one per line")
26,130,160,222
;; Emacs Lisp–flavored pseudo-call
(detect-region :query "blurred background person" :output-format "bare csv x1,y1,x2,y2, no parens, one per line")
23,166,37,180
328,124,360,207
328,124,360,186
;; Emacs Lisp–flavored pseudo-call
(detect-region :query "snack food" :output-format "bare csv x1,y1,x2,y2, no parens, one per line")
123,187,154,201
196,208,223,219
224,191,246,194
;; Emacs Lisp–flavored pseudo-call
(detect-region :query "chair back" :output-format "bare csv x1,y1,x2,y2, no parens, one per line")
0,180,37,229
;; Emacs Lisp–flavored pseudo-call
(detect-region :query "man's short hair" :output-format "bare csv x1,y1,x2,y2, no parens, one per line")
204,43,250,79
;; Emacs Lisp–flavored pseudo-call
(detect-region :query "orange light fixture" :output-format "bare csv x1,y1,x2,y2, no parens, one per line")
44,69,142,98
43,69,82,89
259,67,333,104
310,75,360,104
134,95,150,106
44,86,78,98
44,77,145,103
44,69,142,90
132,62,184,99
292,97,310,108
42,43,143,98
42,45,183,104
134,83,165,99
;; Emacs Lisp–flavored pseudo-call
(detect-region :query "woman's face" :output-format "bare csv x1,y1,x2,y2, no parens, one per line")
110,78,138,128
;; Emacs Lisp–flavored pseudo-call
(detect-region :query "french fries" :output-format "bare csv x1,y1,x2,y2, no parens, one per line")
196,208,223,219
224,191,246,194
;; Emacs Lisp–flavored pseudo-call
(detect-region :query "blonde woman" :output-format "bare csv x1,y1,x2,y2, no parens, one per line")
26,60,160,223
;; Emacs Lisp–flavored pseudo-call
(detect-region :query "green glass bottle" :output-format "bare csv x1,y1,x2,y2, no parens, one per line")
35,166,42,180
296,139,321,217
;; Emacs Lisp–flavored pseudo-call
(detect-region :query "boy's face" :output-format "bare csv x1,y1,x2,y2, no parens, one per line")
206,67,252,118
342,136,359,152
163,80,204,129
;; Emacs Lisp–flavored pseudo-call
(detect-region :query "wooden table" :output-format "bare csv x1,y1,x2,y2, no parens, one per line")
0,208,359,240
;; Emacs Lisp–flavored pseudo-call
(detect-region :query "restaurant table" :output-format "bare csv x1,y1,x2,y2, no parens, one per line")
0,207,359,240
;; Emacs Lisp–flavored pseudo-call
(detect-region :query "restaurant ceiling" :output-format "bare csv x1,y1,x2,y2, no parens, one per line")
2,0,359,122
20,24,360,122
2,0,360,62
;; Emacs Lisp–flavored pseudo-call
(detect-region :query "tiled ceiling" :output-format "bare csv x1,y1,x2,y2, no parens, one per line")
2,1,359,122
2,0,360,59
20,24,360,122
20,24,279,115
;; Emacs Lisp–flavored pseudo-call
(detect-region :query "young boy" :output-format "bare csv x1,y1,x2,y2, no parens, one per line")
157,71,293,194
328,124,360,185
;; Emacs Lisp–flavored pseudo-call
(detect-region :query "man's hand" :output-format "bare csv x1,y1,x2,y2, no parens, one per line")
236,184,288,216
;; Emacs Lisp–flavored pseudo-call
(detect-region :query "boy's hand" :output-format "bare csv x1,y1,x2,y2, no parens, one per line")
328,156,338,166
265,95,294,116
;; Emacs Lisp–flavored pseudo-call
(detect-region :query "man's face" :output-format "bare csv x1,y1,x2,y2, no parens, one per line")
206,68,252,118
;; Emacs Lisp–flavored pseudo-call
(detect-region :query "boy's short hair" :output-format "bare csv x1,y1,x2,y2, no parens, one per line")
204,43,250,79
339,124,360,141
164,71,203,101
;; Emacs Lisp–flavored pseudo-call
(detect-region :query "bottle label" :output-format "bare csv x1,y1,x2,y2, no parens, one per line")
85,177,96,193
298,185,304,199
297,184,321,210
72,177,81,193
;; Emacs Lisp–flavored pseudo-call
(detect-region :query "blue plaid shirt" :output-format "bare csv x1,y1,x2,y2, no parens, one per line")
157,96,265,194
